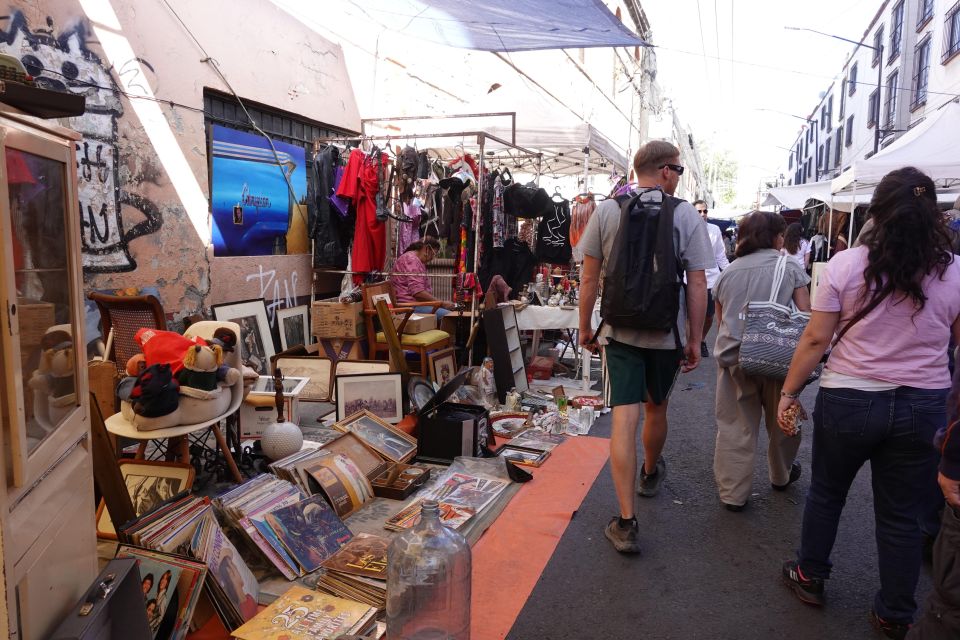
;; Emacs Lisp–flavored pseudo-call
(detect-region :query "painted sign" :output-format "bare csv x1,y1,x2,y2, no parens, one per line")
210,125,307,256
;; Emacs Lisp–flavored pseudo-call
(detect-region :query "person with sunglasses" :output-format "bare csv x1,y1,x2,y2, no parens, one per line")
694,199,729,358
578,140,712,553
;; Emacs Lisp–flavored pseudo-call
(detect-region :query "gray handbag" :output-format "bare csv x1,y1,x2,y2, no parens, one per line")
739,254,821,381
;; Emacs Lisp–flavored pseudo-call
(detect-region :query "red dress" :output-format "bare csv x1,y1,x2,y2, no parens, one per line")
337,149,388,284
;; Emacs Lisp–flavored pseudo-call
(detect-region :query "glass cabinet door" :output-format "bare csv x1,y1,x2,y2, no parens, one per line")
6,146,78,456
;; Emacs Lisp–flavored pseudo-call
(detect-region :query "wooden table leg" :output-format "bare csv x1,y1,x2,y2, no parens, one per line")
179,436,190,464
211,423,243,483
135,441,147,459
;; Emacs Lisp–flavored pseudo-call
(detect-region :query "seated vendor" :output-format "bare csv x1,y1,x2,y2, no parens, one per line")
393,237,455,321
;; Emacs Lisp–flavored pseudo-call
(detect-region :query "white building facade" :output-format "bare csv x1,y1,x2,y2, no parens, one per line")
788,0,960,185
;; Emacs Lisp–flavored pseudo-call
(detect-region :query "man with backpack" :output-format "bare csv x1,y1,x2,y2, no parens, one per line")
578,140,712,553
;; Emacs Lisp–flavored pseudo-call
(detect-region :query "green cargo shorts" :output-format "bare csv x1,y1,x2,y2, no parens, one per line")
605,339,682,407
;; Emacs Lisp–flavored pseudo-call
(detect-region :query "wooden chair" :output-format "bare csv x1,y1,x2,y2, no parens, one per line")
361,281,450,375
88,292,167,377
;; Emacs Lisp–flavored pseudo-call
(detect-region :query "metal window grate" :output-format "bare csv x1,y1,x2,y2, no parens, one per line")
891,0,904,59
943,2,960,62
912,37,931,109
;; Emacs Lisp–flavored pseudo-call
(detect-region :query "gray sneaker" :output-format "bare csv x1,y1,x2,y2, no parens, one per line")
637,457,667,497
604,517,642,554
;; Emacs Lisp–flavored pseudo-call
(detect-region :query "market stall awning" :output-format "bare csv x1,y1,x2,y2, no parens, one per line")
484,122,628,175
832,100,960,195
318,0,647,51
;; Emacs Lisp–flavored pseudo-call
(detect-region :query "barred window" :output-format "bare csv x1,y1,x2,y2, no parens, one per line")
944,2,960,63
868,89,880,127
848,62,858,95
890,0,904,60
873,27,884,66
845,115,854,146
884,70,899,129
912,37,931,109
917,0,933,29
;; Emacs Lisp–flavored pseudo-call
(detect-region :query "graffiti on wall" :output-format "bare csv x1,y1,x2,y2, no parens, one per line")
0,12,162,273
245,264,299,328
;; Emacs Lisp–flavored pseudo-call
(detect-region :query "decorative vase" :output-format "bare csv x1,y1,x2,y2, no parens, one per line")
260,367,303,460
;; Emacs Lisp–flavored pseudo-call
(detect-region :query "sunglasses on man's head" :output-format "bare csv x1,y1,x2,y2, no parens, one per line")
659,163,685,175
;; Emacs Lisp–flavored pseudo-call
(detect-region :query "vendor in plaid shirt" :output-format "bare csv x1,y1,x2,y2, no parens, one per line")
392,237,455,321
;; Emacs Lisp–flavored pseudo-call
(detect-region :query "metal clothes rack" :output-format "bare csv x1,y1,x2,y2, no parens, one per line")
313,117,544,364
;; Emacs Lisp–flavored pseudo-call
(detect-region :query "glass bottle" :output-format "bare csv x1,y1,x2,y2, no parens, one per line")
387,500,471,640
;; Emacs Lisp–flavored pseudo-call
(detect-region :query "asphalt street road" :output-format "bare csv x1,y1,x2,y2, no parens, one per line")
506,344,934,640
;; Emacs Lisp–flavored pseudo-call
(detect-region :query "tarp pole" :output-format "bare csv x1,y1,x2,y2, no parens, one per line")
582,146,590,193
827,200,834,260
848,182,857,247
468,133,486,366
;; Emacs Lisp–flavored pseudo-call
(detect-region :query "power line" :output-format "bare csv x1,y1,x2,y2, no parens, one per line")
693,0,713,94
713,0,723,97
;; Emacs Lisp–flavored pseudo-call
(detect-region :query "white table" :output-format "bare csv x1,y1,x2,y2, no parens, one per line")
512,303,601,390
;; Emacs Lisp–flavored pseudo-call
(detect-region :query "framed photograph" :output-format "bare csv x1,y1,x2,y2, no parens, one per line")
330,360,392,401
277,305,309,351
96,460,196,539
334,409,417,463
212,298,275,375
335,372,403,424
428,347,457,386
497,444,550,467
273,356,332,402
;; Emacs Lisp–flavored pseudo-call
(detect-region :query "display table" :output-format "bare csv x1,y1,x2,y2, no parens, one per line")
513,304,601,389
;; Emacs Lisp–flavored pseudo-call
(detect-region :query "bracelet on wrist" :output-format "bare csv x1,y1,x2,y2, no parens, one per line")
780,390,800,399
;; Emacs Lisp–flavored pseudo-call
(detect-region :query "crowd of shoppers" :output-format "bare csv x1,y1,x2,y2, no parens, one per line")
580,153,960,639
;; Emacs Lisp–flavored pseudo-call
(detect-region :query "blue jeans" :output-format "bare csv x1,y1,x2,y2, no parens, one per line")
798,386,947,623
414,305,450,323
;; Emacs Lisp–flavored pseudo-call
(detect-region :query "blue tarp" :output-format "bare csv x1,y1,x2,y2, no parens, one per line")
352,0,647,51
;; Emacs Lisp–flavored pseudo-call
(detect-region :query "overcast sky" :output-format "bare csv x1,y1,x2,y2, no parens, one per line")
642,0,880,207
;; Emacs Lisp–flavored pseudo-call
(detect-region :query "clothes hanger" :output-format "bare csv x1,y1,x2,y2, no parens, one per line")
551,186,566,202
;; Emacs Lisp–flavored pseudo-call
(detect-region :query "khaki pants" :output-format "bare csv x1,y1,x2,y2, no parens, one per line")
713,364,800,506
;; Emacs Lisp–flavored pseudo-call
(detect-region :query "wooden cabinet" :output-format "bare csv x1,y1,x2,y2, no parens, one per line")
482,305,527,403
0,106,95,639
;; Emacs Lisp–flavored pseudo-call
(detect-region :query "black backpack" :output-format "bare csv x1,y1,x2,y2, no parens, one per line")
600,188,684,342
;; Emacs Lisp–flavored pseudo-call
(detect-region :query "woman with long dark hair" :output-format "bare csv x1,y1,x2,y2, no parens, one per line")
712,211,810,511
777,167,960,638
781,222,810,270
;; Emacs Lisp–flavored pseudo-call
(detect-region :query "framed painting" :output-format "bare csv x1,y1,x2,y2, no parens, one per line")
277,305,309,351
272,356,332,402
427,347,457,386
96,460,196,539
212,298,275,375
334,410,417,464
334,372,403,423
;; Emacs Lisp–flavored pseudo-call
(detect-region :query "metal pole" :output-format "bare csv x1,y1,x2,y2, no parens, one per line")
875,44,883,155
582,147,591,193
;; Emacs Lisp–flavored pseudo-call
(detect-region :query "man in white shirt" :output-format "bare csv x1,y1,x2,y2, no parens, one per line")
694,200,730,357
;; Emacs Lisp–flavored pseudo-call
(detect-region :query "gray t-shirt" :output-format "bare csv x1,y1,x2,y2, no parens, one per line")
712,248,811,368
579,190,713,350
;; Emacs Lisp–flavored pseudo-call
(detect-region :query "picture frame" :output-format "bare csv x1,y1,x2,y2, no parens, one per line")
96,460,196,540
334,409,418,464
334,372,403,424
427,347,457,386
496,444,550,467
277,304,309,351
272,356,332,402
330,360,392,401
212,298,275,375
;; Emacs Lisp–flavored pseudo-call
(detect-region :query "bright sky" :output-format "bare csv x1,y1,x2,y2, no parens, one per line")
642,0,880,206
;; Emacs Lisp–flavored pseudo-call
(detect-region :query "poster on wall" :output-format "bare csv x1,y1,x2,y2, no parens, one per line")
210,124,308,257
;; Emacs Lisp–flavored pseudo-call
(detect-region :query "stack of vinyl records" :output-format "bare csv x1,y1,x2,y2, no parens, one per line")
188,511,260,628
214,474,353,579
268,446,375,518
316,533,388,610
231,586,379,640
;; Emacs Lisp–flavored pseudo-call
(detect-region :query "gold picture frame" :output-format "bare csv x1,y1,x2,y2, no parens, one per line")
333,409,418,464
95,460,196,540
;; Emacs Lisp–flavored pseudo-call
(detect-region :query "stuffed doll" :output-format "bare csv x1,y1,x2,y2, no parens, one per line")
210,327,238,353
129,363,180,418
176,344,222,391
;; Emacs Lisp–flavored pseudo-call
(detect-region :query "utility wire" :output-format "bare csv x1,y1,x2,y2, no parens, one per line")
693,0,714,95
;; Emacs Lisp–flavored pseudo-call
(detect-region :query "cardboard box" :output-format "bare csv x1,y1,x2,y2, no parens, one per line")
528,355,556,381
312,299,364,338
17,301,55,347
240,375,308,439
402,313,436,334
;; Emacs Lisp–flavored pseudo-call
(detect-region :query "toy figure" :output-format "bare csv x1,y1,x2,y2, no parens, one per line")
176,344,223,391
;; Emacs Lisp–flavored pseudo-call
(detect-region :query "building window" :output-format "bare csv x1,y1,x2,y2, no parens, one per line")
944,2,960,63
827,95,833,132
868,89,880,127
890,0,904,61
789,151,794,170
873,27,884,66
839,80,847,117
912,37,931,108
884,70,899,129
918,0,933,30
824,138,832,171
849,62,858,95
845,115,854,146
835,130,844,165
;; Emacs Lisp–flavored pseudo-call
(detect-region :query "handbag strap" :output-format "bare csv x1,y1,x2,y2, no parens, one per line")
767,254,788,303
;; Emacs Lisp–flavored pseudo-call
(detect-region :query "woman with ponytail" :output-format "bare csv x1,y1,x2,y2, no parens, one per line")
776,167,960,638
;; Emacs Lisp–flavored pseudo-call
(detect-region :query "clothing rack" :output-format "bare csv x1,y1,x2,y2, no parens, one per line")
313,123,544,363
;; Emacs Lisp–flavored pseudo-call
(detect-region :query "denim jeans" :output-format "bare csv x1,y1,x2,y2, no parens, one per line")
798,386,947,623
414,305,450,322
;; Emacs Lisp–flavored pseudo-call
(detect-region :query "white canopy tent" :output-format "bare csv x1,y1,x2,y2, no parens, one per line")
484,122,629,176
763,180,870,212
832,100,960,196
